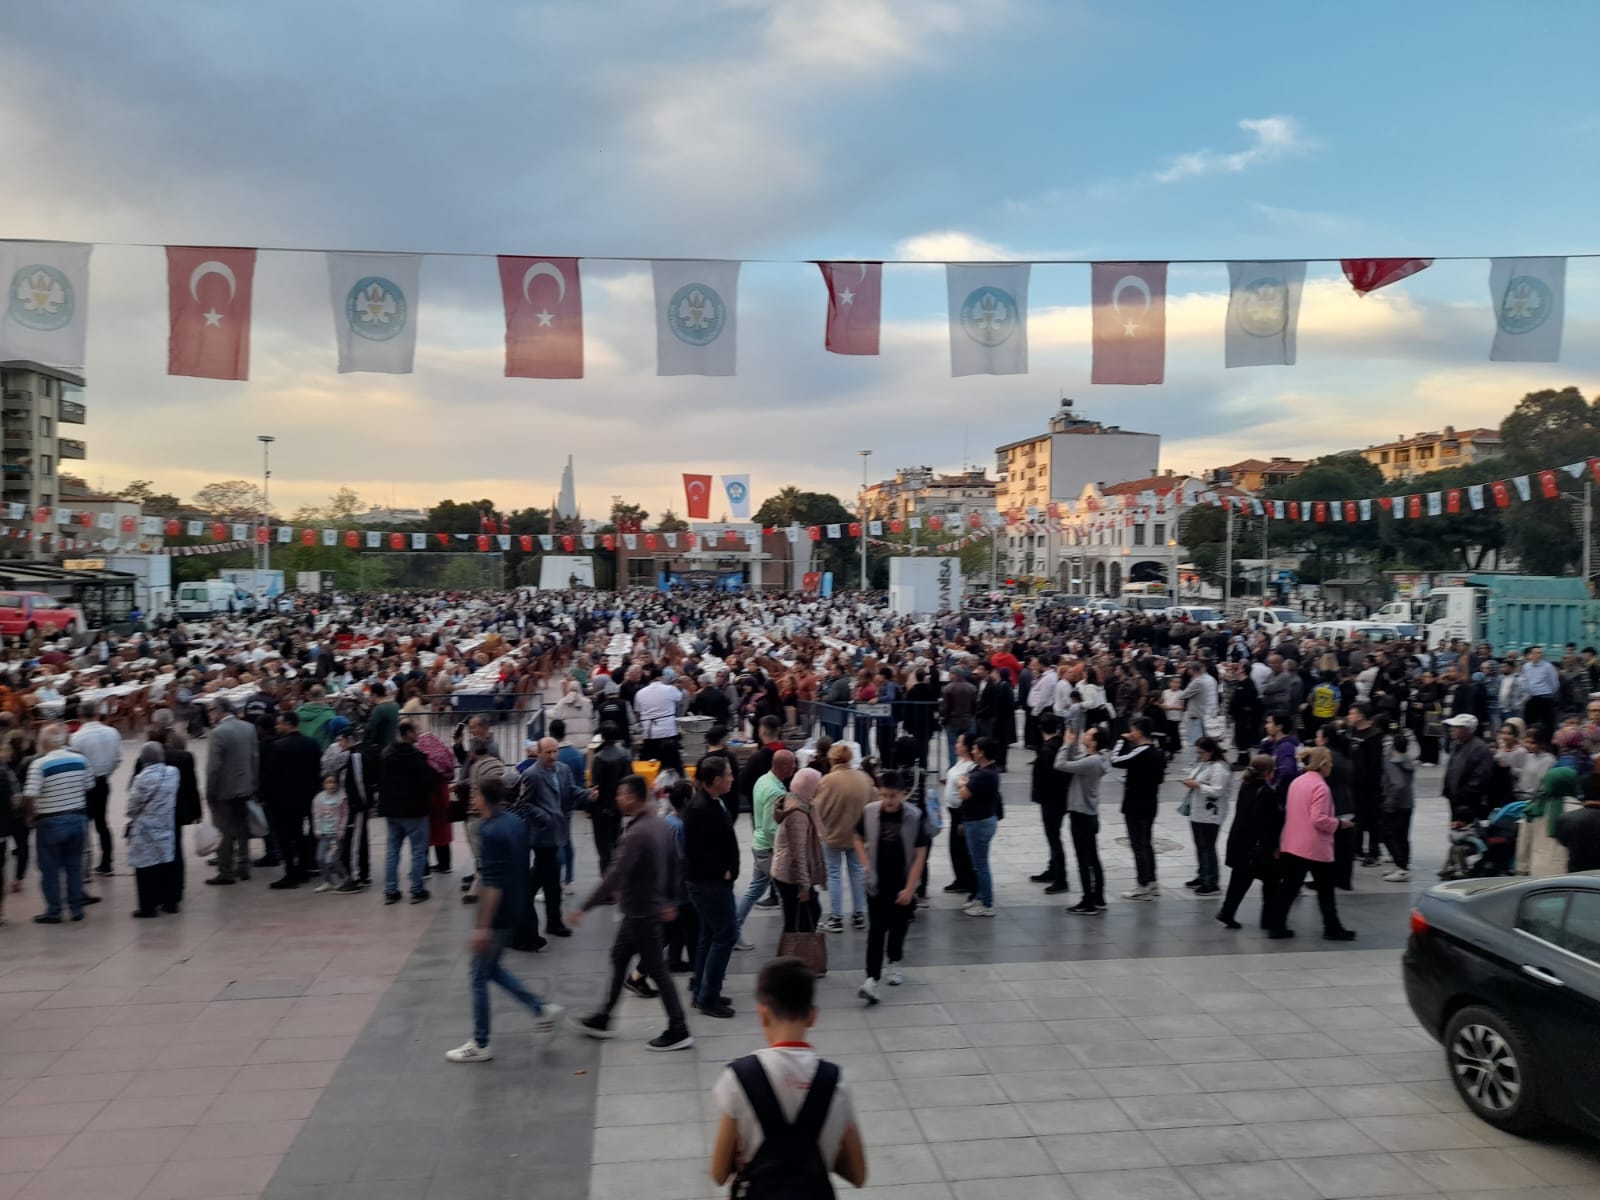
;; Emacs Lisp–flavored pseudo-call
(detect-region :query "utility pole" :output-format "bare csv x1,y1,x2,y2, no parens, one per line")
1223,502,1235,609
858,449,872,590
1587,480,1594,591
257,435,275,591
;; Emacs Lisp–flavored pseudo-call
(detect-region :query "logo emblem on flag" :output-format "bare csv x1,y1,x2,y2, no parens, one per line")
1236,276,1289,337
668,284,726,345
959,286,1017,346
1497,276,1553,334
9,264,73,331
726,479,746,506
346,277,407,340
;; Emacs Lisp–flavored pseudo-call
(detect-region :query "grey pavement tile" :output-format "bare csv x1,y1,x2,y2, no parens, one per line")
872,1024,967,1053
976,1043,1079,1074
1313,1085,1445,1119
1046,1017,1144,1044
586,1158,711,1200
590,1120,704,1163
1108,993,1203,1018
1040,1130,1167,1173
1254,1119,1385,1159
1154,1036,1261,1064
1115,1094,1241,1131
930,1136,1056,1181
1212,1009,1316,1036
1131,1014,1230,1040
1284,1152,1438,1198
859,1142,943,1184
950,1177,1076,1200
12,1161,161,1200
1392,1148,1546,1192
915,1103,1030,1142
1276,1057,1391,1087
848,1079,907,1110
1027,996,1123,1021
1346,1115,1490,1153
139,1153,282,1199
961,1021,1059,1047
859,1185,954,1200
853,1107,922,1144
938,1000,1038,1024
887,1047,988,1078
1180,1159,1323,1200
1362,1053,1451,1083
1181,1060,1299,1093
898,1073,1010,1107
1149,1124,1274,1167
995,1071,1109,1103
1088,1066,1201,1098
1067,1039,1175,1068
1246,1033,1357,1060
1505,1140,1600,1186
1064,1166,1202,1200
53,1125,186,1169
0,1133,70,1172
1016,1098,1135,1136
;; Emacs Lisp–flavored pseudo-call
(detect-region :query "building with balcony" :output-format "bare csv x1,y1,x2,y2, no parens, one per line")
859,465,996,530
1,361,88,548
1356,426,1502,481
1206,455,1307,492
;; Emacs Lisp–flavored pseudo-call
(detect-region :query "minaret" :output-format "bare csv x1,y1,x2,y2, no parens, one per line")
557,455,578,520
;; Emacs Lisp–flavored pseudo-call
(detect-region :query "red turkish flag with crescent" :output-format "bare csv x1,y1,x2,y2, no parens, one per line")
929,516,943,531
256,526,269,544
848,522,861,537
1344,501,1358,523
685,532,697,549
1379,496,1393,512
498,256,583,379
120,516,135,533
434,533,449,546
967,512,981,529
519,535,533,552
808,526,821,541
166,246,256,380
390,533,404,549
344,530,359,548
1493,481,1511,508
475,535,489,552
682,474,713,520
165,519,179,536
1539,469,1559,499
1447,489,1462,514
817,262,882,356
1408,495,1423,519
210,522,225,541
889,518,903,534
602,534,615,551
1340,258,1433,295
1091,262,1167,385
1287,502,1300,521
1313,502,1327,523
564,535,577,552
1589,459,1600,486
301,528,315,546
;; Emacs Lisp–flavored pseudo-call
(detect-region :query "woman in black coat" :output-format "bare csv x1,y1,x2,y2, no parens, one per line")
1216,754,1284,930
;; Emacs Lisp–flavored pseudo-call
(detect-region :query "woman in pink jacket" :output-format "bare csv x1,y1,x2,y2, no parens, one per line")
1263,746,1357,942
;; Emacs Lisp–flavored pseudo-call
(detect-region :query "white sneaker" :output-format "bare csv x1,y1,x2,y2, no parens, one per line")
965,905,995,918
858,977,879,1005
885,964,904,986
446,1040,493,1063
1121,885,1155,901
532,1003,565,1035
1383,869,1411,883
312,883,331,893
734,938,755,951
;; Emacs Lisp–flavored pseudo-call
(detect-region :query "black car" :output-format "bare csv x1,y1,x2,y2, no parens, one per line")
1403,872,1600,1137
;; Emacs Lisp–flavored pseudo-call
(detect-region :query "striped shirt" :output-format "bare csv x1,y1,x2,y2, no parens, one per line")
25,748,90,816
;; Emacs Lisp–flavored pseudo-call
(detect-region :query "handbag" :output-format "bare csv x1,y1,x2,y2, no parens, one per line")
246,800,269,838
776,901,828,978
193,821,222,858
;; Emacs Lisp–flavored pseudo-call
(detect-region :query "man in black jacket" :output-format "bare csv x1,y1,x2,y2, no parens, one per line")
590,721,633,874
1029,714,1072,894
1442,713,1494,820
682,756,740,1019
976,662,1015,771
262,711,323,890
1347,703,1385,866
379,721,436,904
1110,717,1166,901
335,726,378,892
1448,663,1490,731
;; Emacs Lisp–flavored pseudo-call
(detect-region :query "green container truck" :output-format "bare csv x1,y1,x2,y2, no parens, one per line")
1420,575,1600,655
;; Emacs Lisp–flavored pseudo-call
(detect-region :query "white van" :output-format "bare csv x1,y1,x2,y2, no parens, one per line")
176,579,254,618
1311,621,1406,644
1243,606,1310,636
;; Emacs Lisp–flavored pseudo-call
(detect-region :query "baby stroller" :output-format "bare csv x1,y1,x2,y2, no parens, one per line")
1438,801,1527,879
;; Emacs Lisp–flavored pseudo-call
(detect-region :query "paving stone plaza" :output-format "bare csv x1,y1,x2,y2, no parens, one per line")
3,733,1598,1200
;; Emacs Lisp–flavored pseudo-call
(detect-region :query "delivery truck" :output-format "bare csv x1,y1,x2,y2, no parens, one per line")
1420,575,1600,655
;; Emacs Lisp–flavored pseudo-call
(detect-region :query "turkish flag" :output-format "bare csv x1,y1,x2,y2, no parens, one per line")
119,515,135,533
390,533,404,549
1313,502,1327,523
1590,459,1600,486
434,533,449,546
1091,262,1167,385
817,262,882,355
1344,501,1358,522
1493,481,1511,508
256,526,269,544
967,512,981,529
165,519,180,536
682,474,713,520
209,522,225,540
564,535,577,551
929,516,943,531
889,518,903,534
32,507,48,524
476,535,490,552
642,533,655,550
1340,258,1433,295
1287,502,1300,521
166,246,256,379
519,535,532,552
1447,489,1462,514
301,528,315,545
1408,495,1423,519
1005,510,1019,526
685,532,697,549
809,526,821,541
498,256,582,379
602,534,615,551
1539,469,1559,499
845,522,858,538
344,530,359,548
76,511,91,527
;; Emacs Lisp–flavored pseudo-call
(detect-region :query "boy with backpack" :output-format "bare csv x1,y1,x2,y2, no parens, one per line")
711,957,868,1198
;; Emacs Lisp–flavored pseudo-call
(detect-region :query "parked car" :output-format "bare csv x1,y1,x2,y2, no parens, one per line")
1166,605,1226,629
1310,621,1406,644
0,590,85,639
1242,606,1310,636
1403,873,1600,1137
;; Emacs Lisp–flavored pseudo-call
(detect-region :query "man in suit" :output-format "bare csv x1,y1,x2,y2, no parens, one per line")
261,711,324,889
204,698,259,886
976,662,1015,772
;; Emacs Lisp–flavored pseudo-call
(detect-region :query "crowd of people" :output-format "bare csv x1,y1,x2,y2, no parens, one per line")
4,589,1600,1063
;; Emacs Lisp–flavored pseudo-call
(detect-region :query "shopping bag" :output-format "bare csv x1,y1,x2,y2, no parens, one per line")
193,821,221,857
246,800,269,838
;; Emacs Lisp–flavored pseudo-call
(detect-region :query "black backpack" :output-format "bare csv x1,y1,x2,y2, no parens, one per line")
730,1055,839,1200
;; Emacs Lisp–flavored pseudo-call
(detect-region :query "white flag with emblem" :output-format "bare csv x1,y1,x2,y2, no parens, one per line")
1489,257,1565,362
366,530,380,548
721,474,751,519
277,525,292,543
1225,262,1305,367
0,242,91,368
1468,484,1485,511
946,263,1029,376
411,533,425,550
328,252,422,374
653,260,740,376
1427,491,1443,517
582,534,596,550
1359,499,1372,521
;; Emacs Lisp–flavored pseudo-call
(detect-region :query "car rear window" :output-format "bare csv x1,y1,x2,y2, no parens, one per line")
1518,891,1568,944
1564,893,1600,962
0,596,20,608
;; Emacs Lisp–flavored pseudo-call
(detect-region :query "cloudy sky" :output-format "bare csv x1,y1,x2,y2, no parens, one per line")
6,1,1600,521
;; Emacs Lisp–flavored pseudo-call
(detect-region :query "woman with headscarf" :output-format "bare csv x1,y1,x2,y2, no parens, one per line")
127,742,179,918
771,766,826,935
1520,765,1583,878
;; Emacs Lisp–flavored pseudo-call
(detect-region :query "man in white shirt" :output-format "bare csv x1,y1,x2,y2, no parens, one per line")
70,703,123,876
635,667,683,772
1025,657,1058,749
24,724,95,923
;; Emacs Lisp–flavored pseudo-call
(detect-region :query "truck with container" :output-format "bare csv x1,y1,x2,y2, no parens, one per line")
1420,575,1600,655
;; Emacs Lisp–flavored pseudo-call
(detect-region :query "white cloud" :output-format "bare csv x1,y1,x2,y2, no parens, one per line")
894,231,1018,262
1155,116,1313,184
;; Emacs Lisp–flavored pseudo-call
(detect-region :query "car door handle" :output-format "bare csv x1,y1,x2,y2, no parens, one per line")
1522,964,1565,987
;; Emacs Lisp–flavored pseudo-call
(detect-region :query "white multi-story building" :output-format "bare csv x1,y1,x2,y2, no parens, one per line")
1,360,87,543
860,465,997,531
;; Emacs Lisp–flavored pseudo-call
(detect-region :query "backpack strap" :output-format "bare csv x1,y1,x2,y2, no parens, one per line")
730,1055,840,1148
730,1055,788,1143
790,1060,840,1145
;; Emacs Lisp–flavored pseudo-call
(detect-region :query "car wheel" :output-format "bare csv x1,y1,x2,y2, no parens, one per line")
1444,1005,1543,1133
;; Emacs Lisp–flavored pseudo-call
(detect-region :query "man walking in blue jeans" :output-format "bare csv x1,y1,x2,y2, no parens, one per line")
682,756,740,1019
958,736,1003,918
379,721,434,904
734,749,795,950
446,775,562,1062
24,724,94,924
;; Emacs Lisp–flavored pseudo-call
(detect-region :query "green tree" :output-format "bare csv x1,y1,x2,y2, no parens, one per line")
754,489,859,583
192,480,265,521
655,508,690,532
606,498,649,532
117,480,182,511
1499,386,1600,466
427,498,496,534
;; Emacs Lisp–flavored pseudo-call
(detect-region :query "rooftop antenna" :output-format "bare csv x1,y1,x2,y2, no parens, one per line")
962,424,969,473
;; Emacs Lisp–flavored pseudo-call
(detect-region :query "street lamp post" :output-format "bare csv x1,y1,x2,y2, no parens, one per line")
257,435,275,588
858,449,872,590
